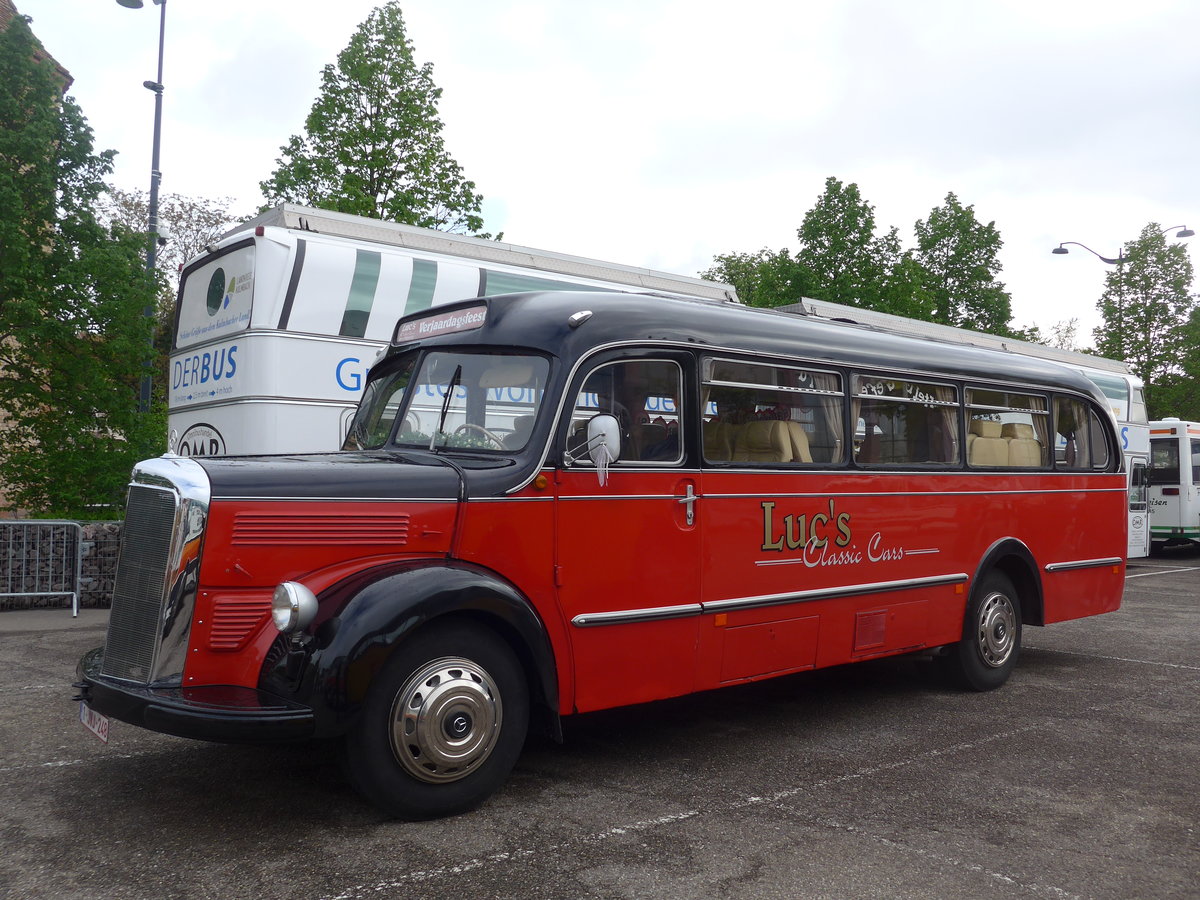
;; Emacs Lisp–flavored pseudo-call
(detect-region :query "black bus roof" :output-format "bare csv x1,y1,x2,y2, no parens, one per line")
388,291,1106,400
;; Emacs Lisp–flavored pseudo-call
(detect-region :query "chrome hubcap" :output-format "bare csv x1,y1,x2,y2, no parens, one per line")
977,591,1017,668
389,657,503,783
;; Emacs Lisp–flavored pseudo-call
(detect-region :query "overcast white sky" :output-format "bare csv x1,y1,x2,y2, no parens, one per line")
16,0,1200,342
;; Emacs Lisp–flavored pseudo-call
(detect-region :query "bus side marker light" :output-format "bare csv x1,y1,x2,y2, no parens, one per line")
534,475,548,490
955,584,964,594
714,613,728,627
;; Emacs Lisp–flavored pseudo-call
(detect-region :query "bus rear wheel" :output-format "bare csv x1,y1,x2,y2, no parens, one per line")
344,621,529,819
940,570,1022,691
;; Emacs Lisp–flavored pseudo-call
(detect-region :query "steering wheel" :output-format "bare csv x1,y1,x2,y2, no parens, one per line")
454,423,506,449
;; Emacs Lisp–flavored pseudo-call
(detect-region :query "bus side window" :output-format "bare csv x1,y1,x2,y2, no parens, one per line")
702,358,843,465
569,360,683,465
851,375,957,466
965,388,1050,469
1054,397,1111,469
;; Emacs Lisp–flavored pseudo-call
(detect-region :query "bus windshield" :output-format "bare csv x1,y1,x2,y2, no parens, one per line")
344,351,550,452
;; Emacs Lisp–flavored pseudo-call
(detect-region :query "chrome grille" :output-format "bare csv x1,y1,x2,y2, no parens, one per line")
101,484,178,682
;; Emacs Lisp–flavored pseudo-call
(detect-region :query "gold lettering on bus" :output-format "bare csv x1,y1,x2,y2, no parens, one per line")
760,500,852,553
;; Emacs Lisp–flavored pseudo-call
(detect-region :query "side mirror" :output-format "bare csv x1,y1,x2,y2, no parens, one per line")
587,414,621,467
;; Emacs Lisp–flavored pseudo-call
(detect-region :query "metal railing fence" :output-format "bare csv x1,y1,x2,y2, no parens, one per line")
0,520,84,616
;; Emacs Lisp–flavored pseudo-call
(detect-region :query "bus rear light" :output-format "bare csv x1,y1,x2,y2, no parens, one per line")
1163,488,1180,496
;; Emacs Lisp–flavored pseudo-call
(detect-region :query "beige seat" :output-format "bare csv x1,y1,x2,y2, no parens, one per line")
703,420,734,461
1002,422,1043,467
968,419,1007,467
783,421,813,463
732,420,793,463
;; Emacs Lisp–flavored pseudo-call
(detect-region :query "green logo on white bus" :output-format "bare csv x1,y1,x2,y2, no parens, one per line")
206,268,227,316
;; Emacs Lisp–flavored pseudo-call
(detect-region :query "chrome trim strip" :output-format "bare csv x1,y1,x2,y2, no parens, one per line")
703,573,969,613
210,495,458,503
1044,557,1123,573
572,603,703,627
703,487,1126,500
571,573,969,627
174,395,359,412
557,493,680,502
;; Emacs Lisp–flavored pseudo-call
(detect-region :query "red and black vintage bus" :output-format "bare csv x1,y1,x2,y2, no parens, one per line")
76,291,1127,819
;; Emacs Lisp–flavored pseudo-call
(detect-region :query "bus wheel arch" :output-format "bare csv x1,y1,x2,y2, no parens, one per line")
976,538,1044,627
307,563,561,744
940,540,1040,691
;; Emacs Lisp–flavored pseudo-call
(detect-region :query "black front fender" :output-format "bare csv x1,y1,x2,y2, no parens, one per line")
279,561,559,738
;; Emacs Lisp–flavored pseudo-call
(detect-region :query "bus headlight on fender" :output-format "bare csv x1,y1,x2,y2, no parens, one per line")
272,582,318,633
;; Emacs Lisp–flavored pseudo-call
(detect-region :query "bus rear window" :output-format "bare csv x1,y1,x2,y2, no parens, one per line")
1149,438,1180,485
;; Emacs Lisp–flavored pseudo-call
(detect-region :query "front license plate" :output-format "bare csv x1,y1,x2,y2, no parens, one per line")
78,701,109,744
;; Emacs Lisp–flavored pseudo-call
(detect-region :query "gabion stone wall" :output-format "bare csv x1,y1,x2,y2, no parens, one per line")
79,522,121,609
0,521,121,611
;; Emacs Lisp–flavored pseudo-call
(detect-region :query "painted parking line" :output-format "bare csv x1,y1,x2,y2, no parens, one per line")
1025,645,1200,672
1127,565,1200,578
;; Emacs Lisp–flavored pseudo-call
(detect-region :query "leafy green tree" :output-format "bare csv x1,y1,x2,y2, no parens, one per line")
0,15,164,517
259,1,489,235
700,248,812,308
796,177,889,309
913,192,1012,333
1150,305,1200,419
873,226,934,319
1093,223,1197,397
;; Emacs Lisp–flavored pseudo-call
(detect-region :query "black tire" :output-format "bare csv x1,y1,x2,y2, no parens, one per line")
940,570,1022,692
344,621,529,819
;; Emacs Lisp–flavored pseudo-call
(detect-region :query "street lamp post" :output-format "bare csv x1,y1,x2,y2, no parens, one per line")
1051,226,1193,361
1051,226,1194,265
116,0,166,413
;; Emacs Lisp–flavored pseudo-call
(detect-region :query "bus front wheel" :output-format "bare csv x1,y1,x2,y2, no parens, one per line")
344,621,529,819
941,570,1022,691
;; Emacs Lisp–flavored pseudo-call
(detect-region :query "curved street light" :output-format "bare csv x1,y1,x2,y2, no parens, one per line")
1051,241,1124,265
1051,225,1194,265
115,0,166,413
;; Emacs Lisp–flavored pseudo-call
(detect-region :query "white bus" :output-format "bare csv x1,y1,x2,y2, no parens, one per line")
782,299,1150,558
170,204,736,457
1148,418,1200,550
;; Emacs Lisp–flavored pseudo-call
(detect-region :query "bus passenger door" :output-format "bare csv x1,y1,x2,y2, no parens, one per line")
554,356,701,714
1128,459,1150,558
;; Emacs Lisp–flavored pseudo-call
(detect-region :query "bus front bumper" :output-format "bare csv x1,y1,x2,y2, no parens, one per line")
74,646,315,743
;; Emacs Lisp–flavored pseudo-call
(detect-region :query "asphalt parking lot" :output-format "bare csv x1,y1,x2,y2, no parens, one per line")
2,551,1197,900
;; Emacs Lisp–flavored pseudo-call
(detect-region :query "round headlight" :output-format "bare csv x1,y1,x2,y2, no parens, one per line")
272,582,318,633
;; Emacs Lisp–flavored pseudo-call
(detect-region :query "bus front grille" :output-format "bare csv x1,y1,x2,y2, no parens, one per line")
100,485,178,683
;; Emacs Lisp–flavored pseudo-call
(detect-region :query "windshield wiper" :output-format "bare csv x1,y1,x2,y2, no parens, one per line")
430,364,463,452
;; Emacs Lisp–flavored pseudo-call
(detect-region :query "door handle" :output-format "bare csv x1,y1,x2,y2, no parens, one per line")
676,484,697,526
